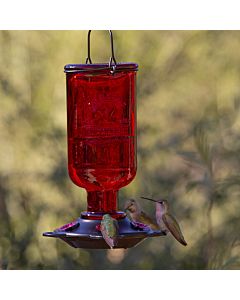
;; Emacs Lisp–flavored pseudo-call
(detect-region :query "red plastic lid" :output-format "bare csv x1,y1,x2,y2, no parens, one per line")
64,62,138,73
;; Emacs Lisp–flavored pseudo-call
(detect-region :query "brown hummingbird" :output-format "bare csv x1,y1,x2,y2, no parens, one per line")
124,199,159,230
141,197,187,246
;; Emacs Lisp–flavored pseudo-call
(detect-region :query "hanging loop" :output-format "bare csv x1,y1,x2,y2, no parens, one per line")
86,30,117,73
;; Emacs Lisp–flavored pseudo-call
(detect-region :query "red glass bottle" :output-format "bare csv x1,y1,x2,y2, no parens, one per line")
65,63,138,219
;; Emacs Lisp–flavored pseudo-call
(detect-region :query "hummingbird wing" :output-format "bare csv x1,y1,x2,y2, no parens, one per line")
140,211,159,230
162,213,187,246
100,222,115,249
113,219,119,231
100,216,118,249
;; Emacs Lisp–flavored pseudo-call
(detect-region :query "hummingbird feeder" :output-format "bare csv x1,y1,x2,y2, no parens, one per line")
43,30,165,249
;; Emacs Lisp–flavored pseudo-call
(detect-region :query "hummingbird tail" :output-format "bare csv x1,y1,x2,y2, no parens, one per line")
180,238,187,246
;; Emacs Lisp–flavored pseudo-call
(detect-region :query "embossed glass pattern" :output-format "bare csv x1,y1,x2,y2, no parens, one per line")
65,63,137,216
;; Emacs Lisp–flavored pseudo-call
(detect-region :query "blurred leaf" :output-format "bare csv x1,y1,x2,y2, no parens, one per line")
193,124,213,174
221,257,240,270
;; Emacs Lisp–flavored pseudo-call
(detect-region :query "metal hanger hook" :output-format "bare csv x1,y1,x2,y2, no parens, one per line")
85,30,117,72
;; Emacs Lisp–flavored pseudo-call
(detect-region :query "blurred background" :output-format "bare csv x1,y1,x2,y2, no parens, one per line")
1,30,240,269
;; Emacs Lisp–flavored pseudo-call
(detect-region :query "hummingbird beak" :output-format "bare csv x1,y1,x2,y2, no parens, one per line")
141,197,159,203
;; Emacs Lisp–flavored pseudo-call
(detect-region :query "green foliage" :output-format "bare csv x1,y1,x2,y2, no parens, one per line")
1,31,240,269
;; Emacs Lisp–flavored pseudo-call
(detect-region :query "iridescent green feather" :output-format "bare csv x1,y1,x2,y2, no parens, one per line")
100,214,118,248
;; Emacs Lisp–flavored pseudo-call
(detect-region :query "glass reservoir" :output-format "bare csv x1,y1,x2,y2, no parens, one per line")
65,63,137,218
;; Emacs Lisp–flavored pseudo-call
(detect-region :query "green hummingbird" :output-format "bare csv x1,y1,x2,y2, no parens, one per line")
141,197,187,246
100,214,118,249
124,199,159,230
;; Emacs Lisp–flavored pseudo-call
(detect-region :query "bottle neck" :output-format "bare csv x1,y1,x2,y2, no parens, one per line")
81,190,126,220
87,190,118,212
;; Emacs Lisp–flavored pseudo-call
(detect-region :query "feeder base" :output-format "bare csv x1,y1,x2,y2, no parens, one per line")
43,214,166,249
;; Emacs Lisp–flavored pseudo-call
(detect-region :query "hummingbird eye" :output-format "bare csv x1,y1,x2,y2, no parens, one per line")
126,203,132,210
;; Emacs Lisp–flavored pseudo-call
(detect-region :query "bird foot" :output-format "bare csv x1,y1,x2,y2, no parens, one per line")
130,221,151,231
